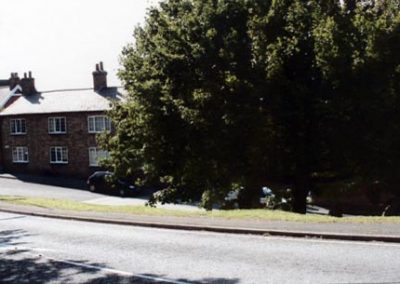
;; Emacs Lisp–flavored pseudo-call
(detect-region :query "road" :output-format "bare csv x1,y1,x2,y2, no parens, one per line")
1,211,400,283
0,176,100,201
0,177,331,213
0,177,200,210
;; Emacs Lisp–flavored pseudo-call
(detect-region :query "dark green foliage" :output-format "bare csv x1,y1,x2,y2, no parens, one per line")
102,0,266,208
100,0,400,213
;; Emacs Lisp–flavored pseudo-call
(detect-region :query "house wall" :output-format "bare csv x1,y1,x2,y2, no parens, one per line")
0,127,3,172
0,111,106,178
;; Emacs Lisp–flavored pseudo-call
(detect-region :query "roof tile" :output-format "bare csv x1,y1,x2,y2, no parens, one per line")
0,87,125,116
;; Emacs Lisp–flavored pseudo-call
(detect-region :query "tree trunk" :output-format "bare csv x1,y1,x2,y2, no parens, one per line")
292,176,310,214
238,180,262,209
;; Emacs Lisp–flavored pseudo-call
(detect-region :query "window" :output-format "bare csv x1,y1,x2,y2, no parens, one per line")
88,147,109,166
48,117,66,134
12,147,29,163
10,119,26,135
88,115,111,133
50,147,68,164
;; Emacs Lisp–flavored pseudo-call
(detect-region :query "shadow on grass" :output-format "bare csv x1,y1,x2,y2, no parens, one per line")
0,229,239,284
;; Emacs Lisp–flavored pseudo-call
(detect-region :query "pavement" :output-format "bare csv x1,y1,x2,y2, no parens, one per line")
1,172,400,243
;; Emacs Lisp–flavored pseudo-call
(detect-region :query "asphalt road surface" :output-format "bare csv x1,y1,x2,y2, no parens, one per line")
1,211,400,283
0,176,100,201
0,177,330,213
0,177,201,210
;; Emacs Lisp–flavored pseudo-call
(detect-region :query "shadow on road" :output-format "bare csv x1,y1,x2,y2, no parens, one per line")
84,275,240,284
2,173,87,190
0,173,157,199
0,229,239,283
0,229,31,247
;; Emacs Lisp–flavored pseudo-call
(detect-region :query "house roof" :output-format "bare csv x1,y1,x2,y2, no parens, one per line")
0,80,9,104
0,85,23,109
0,87,11,108
0,87,125,116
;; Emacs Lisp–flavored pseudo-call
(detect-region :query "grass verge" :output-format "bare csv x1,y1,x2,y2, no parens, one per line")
0,195,399,224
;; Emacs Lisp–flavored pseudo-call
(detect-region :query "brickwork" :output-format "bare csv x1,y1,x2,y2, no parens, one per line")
0,133,3,172
0,111,106,178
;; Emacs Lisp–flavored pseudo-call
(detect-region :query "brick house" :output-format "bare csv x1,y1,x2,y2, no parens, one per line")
0,63,123,178
0,79,13,171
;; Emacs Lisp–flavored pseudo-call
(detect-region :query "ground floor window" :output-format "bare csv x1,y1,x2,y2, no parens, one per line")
50,146,68,164
12,146,29,163
89,147,109,166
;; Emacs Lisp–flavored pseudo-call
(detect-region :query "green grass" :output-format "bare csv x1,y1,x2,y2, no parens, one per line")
0,195,399,224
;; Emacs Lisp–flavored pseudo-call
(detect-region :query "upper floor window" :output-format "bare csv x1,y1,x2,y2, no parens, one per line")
50,146,68,164
48,117,67,134
10,119,26,135
12,146,29,163
88,147,109,166
88,115,111,133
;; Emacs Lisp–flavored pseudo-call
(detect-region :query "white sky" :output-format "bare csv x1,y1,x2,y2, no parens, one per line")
0,0,157,91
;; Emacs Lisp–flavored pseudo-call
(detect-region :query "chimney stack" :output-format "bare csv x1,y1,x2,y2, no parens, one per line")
9,72,20,90
92,61,107,91
20,71,37,96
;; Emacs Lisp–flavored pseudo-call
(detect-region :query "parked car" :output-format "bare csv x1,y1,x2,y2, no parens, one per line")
86,171,138,197
224,186,274,209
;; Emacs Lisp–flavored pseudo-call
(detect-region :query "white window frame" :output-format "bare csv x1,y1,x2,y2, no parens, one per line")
50,146,68,164
12,146,29,163
88,115,111,133
48,117,67,134
88,147,109,167
10,118,26,135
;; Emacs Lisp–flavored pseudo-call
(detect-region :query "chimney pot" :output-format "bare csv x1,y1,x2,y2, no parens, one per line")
20,71,37,95
9,72,20,90
93,61,108,91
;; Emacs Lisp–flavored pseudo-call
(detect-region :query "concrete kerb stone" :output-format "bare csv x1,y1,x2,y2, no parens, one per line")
0,206,400,244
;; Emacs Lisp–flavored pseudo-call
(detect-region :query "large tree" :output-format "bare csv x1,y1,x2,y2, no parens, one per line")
101,0,400,213
337,0,400,202
250,0,400,213
102,0,269,209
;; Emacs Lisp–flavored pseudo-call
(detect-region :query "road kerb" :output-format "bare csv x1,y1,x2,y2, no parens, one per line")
0,206,400,243
0,174,18,180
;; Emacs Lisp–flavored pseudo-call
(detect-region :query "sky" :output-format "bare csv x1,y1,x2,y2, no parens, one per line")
0,0,158,91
